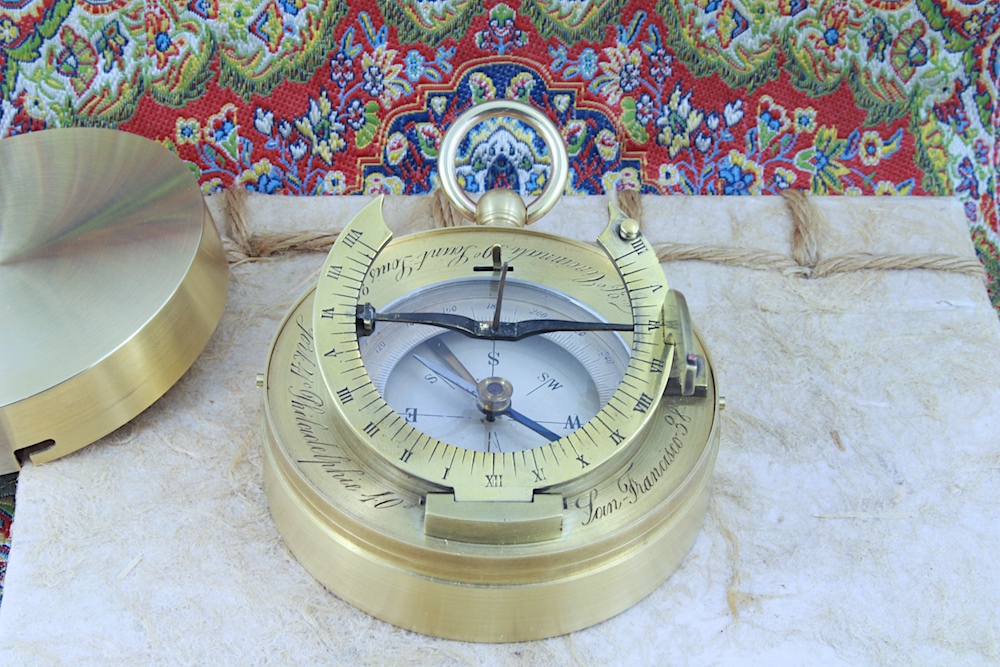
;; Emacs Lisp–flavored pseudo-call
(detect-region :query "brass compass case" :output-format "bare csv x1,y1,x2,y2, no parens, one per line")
260,102,721,641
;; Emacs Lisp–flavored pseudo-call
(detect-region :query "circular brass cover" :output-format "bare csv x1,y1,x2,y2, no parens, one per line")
0,129,229,472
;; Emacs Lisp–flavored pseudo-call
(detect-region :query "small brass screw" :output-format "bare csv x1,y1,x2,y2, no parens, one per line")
618,217,640,241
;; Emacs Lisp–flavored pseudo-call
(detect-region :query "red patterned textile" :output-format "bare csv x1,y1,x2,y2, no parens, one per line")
1,2,996,296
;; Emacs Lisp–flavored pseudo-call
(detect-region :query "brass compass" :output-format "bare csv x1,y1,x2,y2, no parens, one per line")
260,101,721,642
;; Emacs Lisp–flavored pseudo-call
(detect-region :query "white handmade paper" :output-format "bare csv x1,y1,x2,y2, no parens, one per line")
1,195,997,666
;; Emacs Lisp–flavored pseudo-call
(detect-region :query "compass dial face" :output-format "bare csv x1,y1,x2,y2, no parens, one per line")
360,280,631,454
312,200,674,499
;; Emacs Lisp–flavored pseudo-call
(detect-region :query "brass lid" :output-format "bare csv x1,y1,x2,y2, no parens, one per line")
0,129,229,472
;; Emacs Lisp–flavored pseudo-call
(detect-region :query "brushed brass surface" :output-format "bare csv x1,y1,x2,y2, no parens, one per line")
474,188,529,228
662,288,700,396
261,206,719,640
0,128,229,472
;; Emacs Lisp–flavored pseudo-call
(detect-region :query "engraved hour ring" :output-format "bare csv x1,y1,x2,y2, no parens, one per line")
438,99,570,224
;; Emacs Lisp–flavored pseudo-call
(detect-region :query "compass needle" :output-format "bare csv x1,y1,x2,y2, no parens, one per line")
413,351,561,442
428,337,478,386
412,353,476,396
262,100,720,642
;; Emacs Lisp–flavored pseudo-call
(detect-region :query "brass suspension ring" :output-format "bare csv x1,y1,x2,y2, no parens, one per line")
437,100,569,224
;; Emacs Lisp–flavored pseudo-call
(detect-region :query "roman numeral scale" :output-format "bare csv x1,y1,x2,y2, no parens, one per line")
259,100,722,642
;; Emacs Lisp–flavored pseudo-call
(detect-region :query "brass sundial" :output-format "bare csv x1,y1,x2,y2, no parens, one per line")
260,101,721,641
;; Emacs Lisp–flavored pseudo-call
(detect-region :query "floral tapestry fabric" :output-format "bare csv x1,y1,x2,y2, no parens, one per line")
2,1,996,307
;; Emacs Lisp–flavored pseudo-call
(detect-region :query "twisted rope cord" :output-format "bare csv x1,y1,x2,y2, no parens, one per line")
430,187,466,228
784,189,822,271
653,242,806,275
219,188,986,280
221,189,340,264
617,188,644,225
619,189,986,280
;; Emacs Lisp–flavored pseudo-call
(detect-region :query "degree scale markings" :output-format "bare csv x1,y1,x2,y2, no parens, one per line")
315,200,400,475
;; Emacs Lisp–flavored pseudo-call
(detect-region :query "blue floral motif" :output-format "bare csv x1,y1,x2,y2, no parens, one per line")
549,46,599,80
177,122,198,143
620,61,640,93
578,49,599,79
213,117,235,143
956,157,979,199
278,0,300,16
719,161,754,195
249,169,283,193
642,26,672,83
404,51,424,81
403,46,455,82
154,32,171,53
635,93,656,125
330,52,355,88
760,107,782,132
363,65,385,98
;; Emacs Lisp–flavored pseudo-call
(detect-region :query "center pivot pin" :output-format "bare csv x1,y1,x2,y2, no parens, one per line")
476,376,513,420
